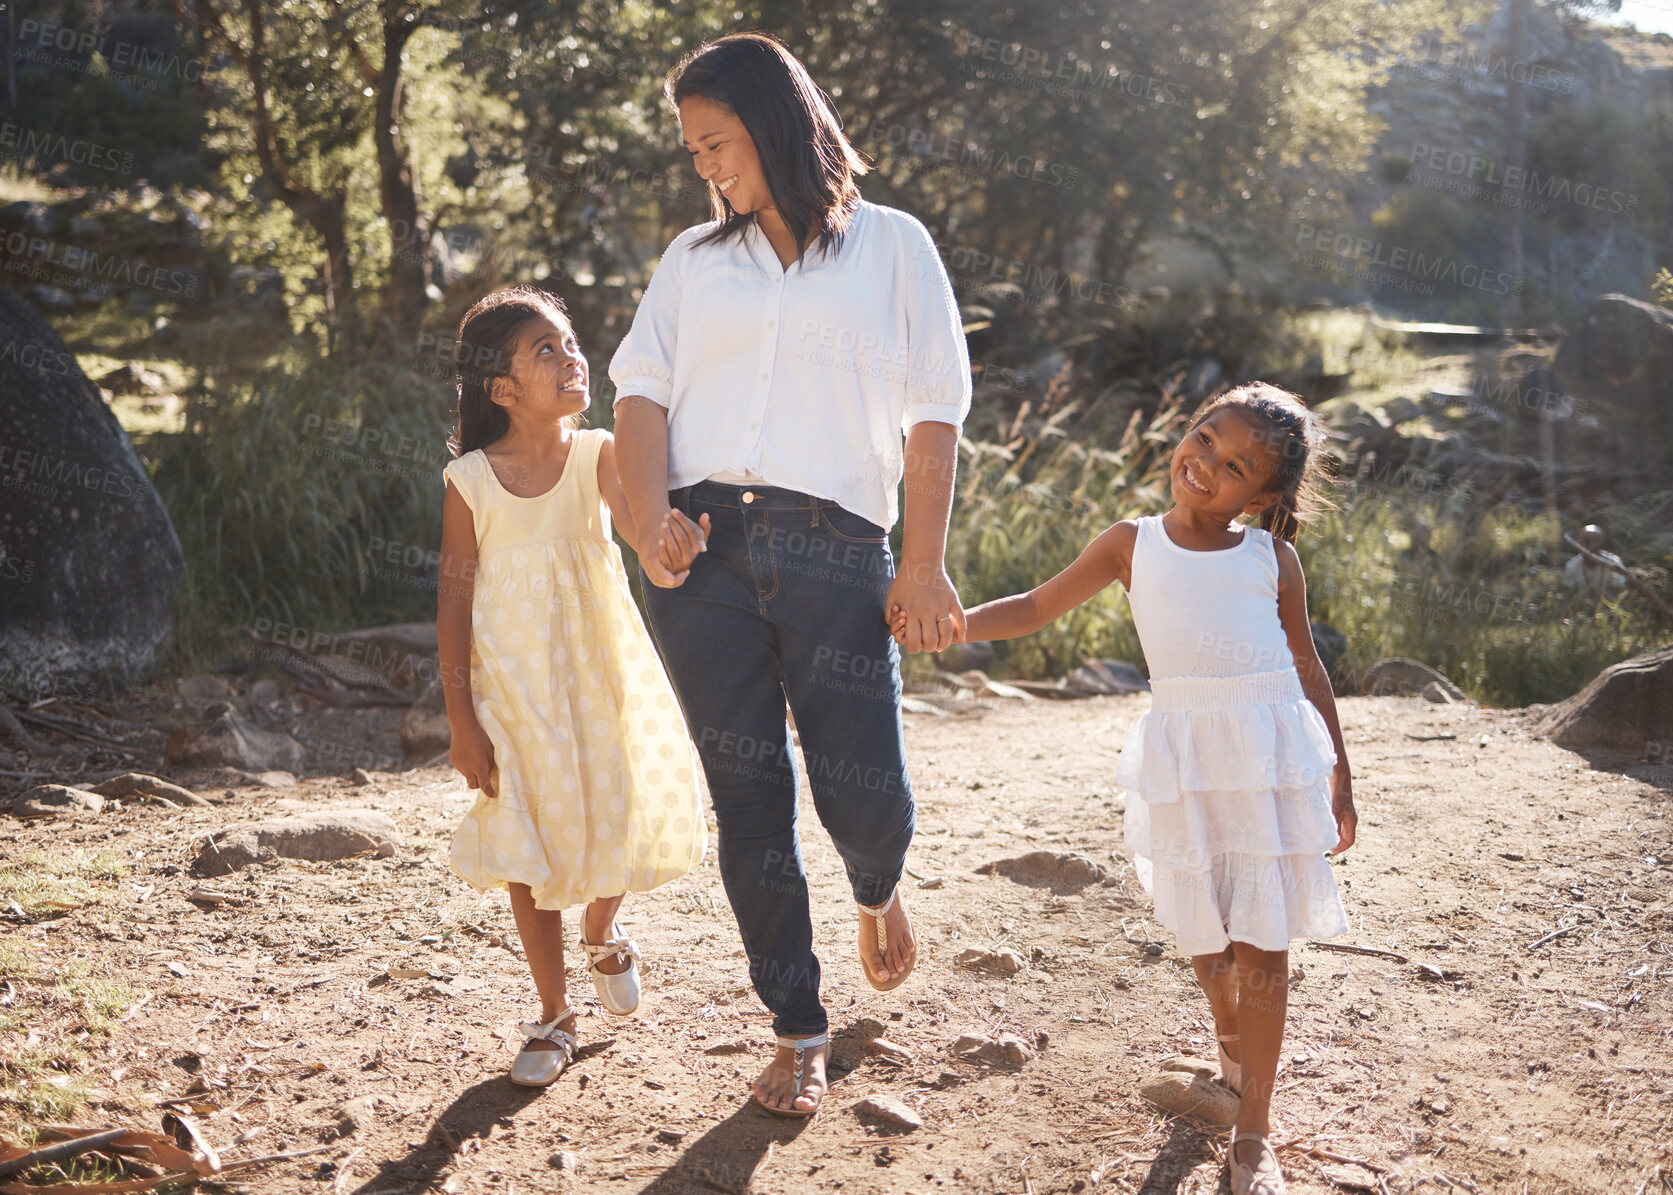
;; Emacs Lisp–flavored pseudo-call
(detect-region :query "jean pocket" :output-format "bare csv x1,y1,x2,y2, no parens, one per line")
816,501,887,544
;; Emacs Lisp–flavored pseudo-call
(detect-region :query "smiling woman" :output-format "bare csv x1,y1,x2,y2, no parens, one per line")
608,32,973,1123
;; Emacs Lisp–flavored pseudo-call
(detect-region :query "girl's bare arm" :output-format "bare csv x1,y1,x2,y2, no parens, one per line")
1276,539,1356,853
961,521,1137,642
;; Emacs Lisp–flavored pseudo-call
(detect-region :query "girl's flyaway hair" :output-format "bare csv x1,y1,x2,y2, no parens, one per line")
449,285,574,457
1185,382,1334,542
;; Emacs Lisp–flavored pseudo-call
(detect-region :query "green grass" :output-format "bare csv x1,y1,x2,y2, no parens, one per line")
0,860,135,1144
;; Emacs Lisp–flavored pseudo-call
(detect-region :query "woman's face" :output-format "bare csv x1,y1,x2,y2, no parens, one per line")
679,95,772,216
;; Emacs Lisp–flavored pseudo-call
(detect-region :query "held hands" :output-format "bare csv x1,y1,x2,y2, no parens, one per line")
639,509,710,588
450,719,498,800
1329,763,1357,855
885,561,966,654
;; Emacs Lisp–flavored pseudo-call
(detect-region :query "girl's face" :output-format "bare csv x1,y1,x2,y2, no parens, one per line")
1170,408,1282,520
679,95,772,217
492,312,589,420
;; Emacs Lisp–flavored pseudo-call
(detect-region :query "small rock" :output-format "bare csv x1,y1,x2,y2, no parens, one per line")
167,704,304,774
951,1030,1034,1069
192,811,403,876
549,1150,581,1172
1421,680,1461,704
350,767,375,786
703,1040,751,1055
1138,1070,1240,1126
89,773,211,807
852,1094,923,1129
336,1094,385,1136
918,876,945,890
863,1037,914,1060
1319,1163,1380,1191
956,947,1025,976
654,1128,684,1144
8,784,105,819
976,851,1111,892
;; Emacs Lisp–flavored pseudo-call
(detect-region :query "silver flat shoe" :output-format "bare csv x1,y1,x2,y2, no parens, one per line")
1229,1132,1285,1195
580,925,641,1016
509,1008,577,1087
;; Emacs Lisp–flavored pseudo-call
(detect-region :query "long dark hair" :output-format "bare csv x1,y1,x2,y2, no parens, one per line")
666,33,867,262
1185,382,1335,542
447,285,575,457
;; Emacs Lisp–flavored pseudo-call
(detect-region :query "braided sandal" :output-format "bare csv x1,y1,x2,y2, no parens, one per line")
579,924,642,1016
509,1007,577,1087
858,888,916,992
750,1031,829,1119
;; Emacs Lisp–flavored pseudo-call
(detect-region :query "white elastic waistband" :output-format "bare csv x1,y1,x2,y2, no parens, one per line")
1147,669,1306,712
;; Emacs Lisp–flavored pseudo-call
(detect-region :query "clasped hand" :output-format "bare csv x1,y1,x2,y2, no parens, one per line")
638,508,711,587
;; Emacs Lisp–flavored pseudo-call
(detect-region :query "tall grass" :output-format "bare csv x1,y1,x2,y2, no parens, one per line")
150,357,451,666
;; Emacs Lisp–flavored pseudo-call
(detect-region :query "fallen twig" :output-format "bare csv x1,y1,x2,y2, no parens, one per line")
217,1143,336,1171
0,1128,131,1179
1309,942,1409,963
1403,732,1456,741
1275,1138,1388,1173
1563,533,1673,619
1527,922,1585,951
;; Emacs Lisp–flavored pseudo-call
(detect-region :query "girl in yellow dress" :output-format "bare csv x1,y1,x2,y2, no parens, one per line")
437,286,708,1087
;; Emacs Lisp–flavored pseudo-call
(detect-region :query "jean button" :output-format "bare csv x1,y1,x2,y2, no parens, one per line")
742,491,755,504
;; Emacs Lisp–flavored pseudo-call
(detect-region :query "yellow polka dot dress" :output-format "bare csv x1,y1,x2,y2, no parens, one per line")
443,428,706,910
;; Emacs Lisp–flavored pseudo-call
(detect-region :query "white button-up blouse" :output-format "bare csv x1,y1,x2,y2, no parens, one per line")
608,199,972,531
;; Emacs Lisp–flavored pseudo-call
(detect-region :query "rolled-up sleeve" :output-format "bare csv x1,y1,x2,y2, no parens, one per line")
609,231,691,410
897,215,972,433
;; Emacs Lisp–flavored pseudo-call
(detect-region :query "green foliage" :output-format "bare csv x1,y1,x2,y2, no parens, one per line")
149,357,452,665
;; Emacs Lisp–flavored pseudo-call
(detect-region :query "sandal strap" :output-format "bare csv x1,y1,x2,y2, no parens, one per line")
858,889,897,917
580,935,641,969
775,1032,828,1090
520,1008,578,1050
1217,1032,1240,1043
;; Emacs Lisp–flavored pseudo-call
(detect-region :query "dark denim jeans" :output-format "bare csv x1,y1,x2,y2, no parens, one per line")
639,481,915,1037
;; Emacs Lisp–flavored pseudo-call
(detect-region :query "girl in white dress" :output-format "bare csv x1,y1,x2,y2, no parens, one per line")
437,286,707,1087
956,383,1358,1195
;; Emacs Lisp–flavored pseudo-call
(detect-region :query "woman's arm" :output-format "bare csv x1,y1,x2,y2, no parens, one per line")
437,480,497,797
887,420,963,653
962,521,1135,642
1276,540,1357,854
613,397,694,587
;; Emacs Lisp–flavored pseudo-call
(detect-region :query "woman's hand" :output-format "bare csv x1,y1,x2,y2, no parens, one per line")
886,560,965,653
656,510,710,579
638,510,697,588
450,718,498,799
1329,763,1357,855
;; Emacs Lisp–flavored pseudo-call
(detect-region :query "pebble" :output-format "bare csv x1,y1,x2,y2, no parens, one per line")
549,1150,581,1172
852,1095,923,1129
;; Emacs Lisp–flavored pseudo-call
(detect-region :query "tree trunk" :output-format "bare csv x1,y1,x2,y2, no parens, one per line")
1500,0,1529,325
373,7,426,349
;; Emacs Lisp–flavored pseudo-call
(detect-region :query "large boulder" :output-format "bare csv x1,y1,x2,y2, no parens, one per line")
1533,645,1673,753
0,284,184,692
193,811,402,876
1553,295,1673,467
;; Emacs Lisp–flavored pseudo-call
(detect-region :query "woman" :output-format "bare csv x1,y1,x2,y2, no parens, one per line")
610,32,971,1119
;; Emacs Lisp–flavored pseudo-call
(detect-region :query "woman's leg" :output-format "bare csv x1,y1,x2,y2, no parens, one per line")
774,500,917,980
1229,941,1289,1161
640,489,827,1110
507,883,574,1042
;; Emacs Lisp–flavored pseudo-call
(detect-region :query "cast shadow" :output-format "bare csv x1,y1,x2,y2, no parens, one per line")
636,1101,813,1195
1136,1118,1222,1195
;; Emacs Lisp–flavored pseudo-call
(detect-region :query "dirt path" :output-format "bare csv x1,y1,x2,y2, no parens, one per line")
4,691,1671,1194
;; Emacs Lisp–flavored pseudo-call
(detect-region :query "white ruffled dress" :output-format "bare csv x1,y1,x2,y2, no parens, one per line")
1114,515,1348,955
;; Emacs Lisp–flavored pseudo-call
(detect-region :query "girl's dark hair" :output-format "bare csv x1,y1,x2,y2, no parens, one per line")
448,285,575,457
1185,382,1335,542
666,32,867,262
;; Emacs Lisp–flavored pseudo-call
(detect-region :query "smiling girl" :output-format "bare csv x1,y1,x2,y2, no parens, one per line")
437,286,706,1088
955,383,1359,1195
